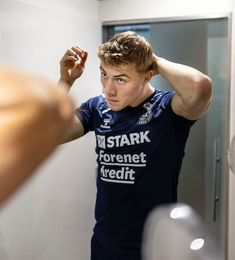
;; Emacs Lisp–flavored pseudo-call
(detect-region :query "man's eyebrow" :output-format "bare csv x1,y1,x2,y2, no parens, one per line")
99,66,130,78
114,74,130,78
99,66,105,72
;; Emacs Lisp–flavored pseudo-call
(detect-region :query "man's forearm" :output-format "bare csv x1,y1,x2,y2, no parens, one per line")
58,78,74,92
157,58,212,107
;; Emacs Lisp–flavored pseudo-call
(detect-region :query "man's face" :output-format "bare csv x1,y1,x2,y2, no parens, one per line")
100,62,149,111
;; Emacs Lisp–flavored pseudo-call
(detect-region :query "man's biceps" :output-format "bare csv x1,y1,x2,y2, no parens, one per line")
171,94,185,114
171,94,206,120
73,116,85,136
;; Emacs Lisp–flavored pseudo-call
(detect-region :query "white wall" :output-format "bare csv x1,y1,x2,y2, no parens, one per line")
98,1,235,260
98,0,234,21
0,0,101,259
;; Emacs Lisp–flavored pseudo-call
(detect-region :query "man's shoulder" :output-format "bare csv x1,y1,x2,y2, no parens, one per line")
83,94,105,105
80,94,107,112
151,88,175,106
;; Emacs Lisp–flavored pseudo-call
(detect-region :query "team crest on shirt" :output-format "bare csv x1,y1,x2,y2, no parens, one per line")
101,118,111,129
137,102,153,125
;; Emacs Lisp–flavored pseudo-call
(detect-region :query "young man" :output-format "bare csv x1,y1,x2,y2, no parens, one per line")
0,65,74,205
59,31,212,260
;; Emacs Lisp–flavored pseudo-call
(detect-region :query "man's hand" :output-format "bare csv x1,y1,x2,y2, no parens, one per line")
59,46,88,88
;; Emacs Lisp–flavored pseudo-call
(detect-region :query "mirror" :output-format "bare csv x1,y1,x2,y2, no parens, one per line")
103,15,230,259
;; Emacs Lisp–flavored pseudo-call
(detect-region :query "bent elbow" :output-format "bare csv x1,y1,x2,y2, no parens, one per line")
194,74,213,104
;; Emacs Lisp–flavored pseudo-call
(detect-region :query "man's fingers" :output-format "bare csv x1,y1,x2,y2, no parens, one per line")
62,47,88,68
61,56,77,63
80,51,88,67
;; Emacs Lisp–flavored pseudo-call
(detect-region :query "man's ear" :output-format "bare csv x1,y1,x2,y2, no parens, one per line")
144,70,154,83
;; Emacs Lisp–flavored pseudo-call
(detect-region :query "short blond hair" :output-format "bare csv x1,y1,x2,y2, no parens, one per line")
98,31,158,75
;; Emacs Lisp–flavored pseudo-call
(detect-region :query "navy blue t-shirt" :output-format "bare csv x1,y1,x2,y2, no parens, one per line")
75,89,195,251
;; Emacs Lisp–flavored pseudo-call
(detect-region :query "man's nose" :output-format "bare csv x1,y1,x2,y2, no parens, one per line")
105,79,116,95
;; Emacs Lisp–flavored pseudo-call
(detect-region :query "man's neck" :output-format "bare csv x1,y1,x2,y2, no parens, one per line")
131,84,155,107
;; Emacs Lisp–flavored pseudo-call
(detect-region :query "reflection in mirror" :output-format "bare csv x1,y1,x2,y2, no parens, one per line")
103,16,230,260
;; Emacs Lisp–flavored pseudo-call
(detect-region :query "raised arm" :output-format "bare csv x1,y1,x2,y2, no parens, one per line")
58,46,88,143
59,45,88,89
0,65,74,205
157,58,213,120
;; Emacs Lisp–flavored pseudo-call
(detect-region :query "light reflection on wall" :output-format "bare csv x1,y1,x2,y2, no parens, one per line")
142,203,220,260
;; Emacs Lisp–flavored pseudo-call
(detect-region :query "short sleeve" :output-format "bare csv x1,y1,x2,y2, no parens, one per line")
160,90,196,127
75,99,95,134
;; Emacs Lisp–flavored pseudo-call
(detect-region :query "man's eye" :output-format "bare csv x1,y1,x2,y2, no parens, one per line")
117,78,125,84
101,72,107,78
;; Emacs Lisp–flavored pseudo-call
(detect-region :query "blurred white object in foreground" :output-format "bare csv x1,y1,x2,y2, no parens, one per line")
142,203,220,260
228,134,235,174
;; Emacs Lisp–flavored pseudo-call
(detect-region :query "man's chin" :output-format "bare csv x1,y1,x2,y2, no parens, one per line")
107,103,123,111
108,106,121,111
